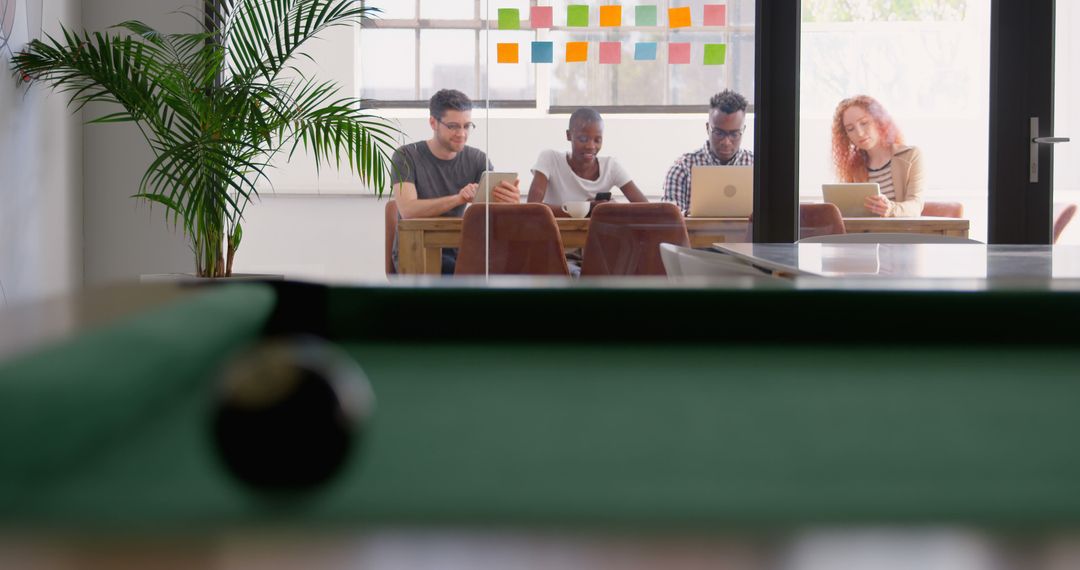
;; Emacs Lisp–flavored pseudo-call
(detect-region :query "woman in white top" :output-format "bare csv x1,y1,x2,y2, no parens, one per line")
527,108,647,214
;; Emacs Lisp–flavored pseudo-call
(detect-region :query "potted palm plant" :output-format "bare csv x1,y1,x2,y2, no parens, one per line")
13,0,399,277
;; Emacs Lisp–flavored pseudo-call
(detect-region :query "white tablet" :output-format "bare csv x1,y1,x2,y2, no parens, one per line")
822,183,881,217
475,171,518,203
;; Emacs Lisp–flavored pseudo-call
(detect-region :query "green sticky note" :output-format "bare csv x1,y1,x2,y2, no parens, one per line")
498,8,520,30
567,5,589,27
636,5,658,26
704,43,727,65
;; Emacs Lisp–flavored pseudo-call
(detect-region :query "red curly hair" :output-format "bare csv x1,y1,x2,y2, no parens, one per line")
831,95,905,183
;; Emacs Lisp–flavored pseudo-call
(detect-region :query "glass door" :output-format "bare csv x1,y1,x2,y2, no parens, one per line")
1053,1,1080,244
798,1,991,243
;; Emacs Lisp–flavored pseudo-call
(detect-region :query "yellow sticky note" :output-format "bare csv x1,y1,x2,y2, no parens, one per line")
599,5,622,27
566,41,589,62
668,6,691,28
497,42,519,64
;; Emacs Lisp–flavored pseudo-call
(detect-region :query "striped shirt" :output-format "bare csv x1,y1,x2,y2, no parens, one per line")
868,161,895,200
662,143,755,215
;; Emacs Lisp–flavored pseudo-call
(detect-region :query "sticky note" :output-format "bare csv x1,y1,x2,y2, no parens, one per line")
669,42,690,64
567,5,589,27
600,5,622,27
599,42,621,64
704,4,727,26
498,8,520,30
635,5,658,26
566,41,588,62
704,43,726,65
530,6,553,29
668,6,691,28
497,42,519,64
634,42,658,61
531,41,554,63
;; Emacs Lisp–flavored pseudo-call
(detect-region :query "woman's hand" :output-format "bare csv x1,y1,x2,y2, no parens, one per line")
864,194,891,217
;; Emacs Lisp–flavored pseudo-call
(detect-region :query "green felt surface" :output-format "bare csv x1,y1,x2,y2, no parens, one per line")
7,338,1080,528
5,283,1080,530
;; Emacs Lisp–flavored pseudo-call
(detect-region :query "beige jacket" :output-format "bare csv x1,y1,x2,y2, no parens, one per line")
885,145,924,217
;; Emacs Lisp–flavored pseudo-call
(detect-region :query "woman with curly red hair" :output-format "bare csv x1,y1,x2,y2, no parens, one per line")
831,95,924,217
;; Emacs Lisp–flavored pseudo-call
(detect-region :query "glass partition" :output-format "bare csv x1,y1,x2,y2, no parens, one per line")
1054,1,1080,244
344,0,757,281
799,1,990,243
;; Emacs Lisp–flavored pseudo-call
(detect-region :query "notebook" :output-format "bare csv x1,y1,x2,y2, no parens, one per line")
688,166,754,217
822,183,880,217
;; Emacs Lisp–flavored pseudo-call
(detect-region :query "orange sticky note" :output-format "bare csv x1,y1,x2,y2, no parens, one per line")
668,6,691,28
599,5,622,27
566,41,589,62
497,42,519,64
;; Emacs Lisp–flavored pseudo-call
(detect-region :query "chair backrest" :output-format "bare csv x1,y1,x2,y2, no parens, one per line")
581,203,690,276
922,201,964,218
1054,203,1077,244
799,203,846,240
385,199,398,275
454,204,570,276
660,243,775,279
797,232,982,244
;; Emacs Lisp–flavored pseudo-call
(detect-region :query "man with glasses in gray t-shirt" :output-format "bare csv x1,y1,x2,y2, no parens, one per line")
391,89,521,274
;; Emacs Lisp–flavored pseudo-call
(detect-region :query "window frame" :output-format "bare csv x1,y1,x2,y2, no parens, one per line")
359,0,755,113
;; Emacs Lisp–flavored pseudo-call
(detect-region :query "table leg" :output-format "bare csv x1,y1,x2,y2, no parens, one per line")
423,246,442,275
396,228,427,275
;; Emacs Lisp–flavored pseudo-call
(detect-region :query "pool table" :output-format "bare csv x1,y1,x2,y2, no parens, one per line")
3,280,1080,562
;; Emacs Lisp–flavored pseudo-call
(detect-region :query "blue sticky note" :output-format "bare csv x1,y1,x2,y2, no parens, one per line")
531,41,554,63
634,42,658,61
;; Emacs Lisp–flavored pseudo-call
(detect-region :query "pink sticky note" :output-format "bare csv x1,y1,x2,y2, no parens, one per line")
704,4,727,26
669,42,691,64
599,42,622,64
530,6,553,29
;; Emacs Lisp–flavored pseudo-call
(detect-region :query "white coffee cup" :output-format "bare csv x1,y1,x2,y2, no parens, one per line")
562,201,591,218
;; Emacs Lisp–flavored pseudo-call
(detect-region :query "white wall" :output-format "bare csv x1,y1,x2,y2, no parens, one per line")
81,0,196,286
0,0,82,306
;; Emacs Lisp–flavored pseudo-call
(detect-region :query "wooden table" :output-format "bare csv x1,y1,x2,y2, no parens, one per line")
396,215,970,275
843,216,970,237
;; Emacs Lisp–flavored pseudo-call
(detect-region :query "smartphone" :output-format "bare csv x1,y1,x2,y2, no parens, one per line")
594,191,612,202
474,171,518,203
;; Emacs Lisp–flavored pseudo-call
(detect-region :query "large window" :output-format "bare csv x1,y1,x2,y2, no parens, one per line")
360,0,755,112
799,0,990,241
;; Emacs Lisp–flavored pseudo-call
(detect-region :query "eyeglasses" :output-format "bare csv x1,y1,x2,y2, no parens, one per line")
709,126,745,141
438,119,477,133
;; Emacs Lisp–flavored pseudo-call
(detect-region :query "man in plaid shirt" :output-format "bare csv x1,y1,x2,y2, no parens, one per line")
662,90,754,215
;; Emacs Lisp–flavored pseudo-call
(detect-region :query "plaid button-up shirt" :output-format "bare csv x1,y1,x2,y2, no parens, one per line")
662,143,755,215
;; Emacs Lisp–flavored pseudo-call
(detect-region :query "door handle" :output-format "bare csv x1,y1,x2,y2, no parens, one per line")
1030,117,1071,183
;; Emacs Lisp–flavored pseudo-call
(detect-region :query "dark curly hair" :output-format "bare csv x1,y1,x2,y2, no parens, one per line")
429,89,473,120
709,89,749,114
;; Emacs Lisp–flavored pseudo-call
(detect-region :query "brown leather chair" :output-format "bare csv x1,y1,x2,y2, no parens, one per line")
580,203,690,276
1054,203,1077,244
922,201,964,218
454,204,570,276
799,203,846,240
385,199,398,275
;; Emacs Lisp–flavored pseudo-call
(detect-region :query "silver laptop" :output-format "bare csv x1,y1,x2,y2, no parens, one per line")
688,166,754,217
821,183,880,217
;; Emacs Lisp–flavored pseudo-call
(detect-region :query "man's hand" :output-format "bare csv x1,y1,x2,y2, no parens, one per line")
458,183,478,203
491,179,521,204
864,194,891,217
